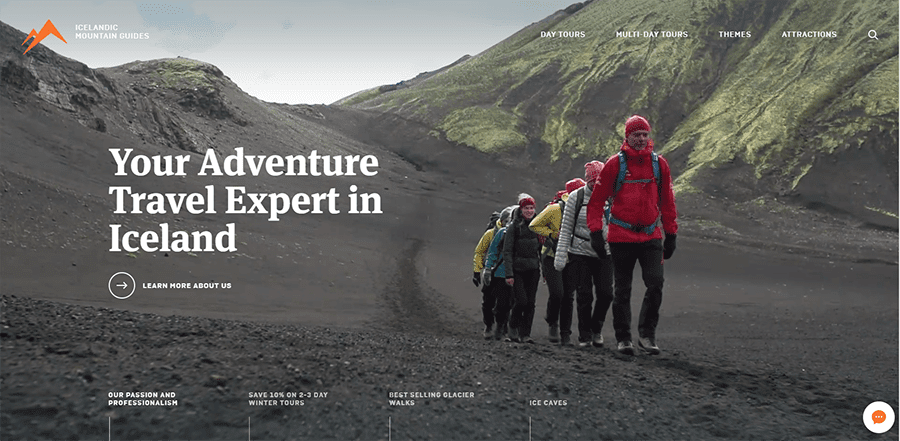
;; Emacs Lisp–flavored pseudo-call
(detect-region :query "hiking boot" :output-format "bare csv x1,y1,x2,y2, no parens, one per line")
523,336,536,344
560,334,573,346
548,324,560,343
483,324,493,340
592,333,604,348
577,338,592,348
505,327,520,343
493,324,505,341
617,340,635,355
638,337,660,355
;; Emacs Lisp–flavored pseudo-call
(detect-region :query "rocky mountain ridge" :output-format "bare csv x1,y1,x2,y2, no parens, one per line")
341,0,899,229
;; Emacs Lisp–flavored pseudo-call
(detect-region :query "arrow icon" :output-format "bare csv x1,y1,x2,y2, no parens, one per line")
108,272,135,299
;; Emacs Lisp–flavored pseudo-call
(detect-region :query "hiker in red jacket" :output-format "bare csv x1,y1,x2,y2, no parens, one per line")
585,115,678,356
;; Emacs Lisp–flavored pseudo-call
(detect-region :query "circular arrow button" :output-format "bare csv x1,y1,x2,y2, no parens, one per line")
108,272,136,299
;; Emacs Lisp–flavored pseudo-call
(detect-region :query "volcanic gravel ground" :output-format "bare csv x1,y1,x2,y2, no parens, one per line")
2,271,897,441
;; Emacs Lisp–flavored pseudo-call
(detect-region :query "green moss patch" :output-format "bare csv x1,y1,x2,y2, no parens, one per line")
438,107,527,153
151,58,218,91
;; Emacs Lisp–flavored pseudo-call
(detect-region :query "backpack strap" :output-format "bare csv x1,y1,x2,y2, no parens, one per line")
570,187,591,242
502,212,519,274
614,151,628,193
491,230,505,275
652,152,660,190
605,152,628,226
573,186,585,220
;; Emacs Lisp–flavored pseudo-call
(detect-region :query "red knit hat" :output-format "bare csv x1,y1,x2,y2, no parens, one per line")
584,161,604,187
554,189,567,202
565,178,585,194
625,115,651,136
518,193,535,208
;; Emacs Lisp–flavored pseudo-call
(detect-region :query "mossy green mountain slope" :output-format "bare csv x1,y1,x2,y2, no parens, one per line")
341,0,898,224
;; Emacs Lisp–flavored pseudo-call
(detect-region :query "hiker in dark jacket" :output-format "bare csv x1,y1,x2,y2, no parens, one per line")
586,115,678,356
502,194,542,343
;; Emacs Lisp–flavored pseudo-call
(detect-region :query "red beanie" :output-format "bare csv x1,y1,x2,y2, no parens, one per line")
625,115,651,136
518,193,535,208
565,178,585,194
584,161,604,186
554,189,568,202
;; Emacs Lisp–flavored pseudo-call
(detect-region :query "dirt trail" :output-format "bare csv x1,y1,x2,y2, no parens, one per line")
379,238,469,336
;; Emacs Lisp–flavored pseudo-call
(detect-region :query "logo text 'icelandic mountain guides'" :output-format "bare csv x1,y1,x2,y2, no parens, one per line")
22,20,67,54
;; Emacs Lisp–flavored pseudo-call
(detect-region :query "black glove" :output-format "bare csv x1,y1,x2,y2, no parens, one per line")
663,234,677,260
544,237,557,253
590,230,608,257
473,272,481,287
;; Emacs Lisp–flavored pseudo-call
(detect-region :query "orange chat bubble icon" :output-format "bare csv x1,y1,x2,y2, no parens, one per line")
872,410,887,424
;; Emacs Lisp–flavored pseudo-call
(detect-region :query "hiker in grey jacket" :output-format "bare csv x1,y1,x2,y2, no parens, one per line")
554,161,614,347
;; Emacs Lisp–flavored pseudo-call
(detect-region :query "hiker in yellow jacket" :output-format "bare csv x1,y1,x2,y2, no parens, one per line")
473,206,515,339
529,178,585,345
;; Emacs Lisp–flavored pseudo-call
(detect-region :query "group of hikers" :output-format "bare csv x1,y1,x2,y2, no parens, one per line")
471,115,678,355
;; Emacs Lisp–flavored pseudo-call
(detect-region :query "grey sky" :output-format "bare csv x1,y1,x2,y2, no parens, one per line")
1,1,572,104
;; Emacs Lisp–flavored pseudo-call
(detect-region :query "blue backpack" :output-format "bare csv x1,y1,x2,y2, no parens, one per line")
604,151,662,235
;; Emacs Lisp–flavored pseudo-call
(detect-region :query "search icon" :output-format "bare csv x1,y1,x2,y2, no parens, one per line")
868,30,878,40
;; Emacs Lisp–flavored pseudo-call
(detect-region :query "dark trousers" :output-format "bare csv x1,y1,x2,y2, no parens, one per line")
483,278,512,328
509,269,540,338
556,261,577,339
609,240,665,342
565,253,614,341
541,255,565,327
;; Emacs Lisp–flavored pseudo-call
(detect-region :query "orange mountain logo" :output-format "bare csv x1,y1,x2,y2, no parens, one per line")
22,20,67,54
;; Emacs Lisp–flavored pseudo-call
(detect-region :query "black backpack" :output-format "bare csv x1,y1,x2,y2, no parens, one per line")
484,211,501,232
